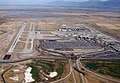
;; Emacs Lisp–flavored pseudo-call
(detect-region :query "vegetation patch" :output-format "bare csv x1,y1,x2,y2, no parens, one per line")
27,60,65,82
82,60,120,79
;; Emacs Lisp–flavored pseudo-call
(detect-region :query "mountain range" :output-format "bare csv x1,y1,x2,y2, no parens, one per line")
47,0,120,9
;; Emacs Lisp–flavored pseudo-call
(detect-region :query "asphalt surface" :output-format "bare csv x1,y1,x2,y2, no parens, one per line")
7,23,26,54
76,59,86,83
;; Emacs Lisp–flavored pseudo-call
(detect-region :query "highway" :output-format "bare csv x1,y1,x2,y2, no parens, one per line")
43,49,80,83
69,59,77,83
51,59,79,83
0,56,66,63
77,58,120,83
76,59,86,83
43,48,120,83
51,59,73,83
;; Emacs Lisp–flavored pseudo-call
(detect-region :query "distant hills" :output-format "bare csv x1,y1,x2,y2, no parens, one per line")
47,0,120,9
0,0,120,12
100,0,120,8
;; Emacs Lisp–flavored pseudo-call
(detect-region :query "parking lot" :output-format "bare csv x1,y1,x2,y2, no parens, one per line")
41,37,101,50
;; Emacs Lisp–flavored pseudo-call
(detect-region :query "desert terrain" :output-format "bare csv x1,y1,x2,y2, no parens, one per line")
0,6,120,83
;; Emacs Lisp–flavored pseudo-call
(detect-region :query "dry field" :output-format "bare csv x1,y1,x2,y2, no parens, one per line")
32,10,120,41
15,42,25,50
3,61,30,83
60,74,74,83
27,43,31,49
85,76,104,83
36,21,60,30
19,37,27,41
106,29,120,38
0,19,23,52
0,6,120,83
96,23,120,29
96,22,120,40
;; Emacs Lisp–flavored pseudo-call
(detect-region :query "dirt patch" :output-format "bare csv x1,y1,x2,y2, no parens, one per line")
36,22,60,30
21,34,28,38
40,31,52,34
19,37,27,41
27,43,31,49
85,76,102,83
22,32,29,35
15,42,25,49
74,70,81,83
107,29,120,37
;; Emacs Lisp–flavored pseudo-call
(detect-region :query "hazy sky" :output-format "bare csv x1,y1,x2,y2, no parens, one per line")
0,0,109,5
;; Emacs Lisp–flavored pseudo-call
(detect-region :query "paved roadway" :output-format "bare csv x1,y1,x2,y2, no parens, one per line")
69,59,77,83
7,23,26,54
0,56,66,63
43,49,78,83
7,22,36,54
22,22,35,53
3,22,120,83
51,59,73,83
51,59,78,83
76,59,86,83
19,22,35,53
78,58,120,83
